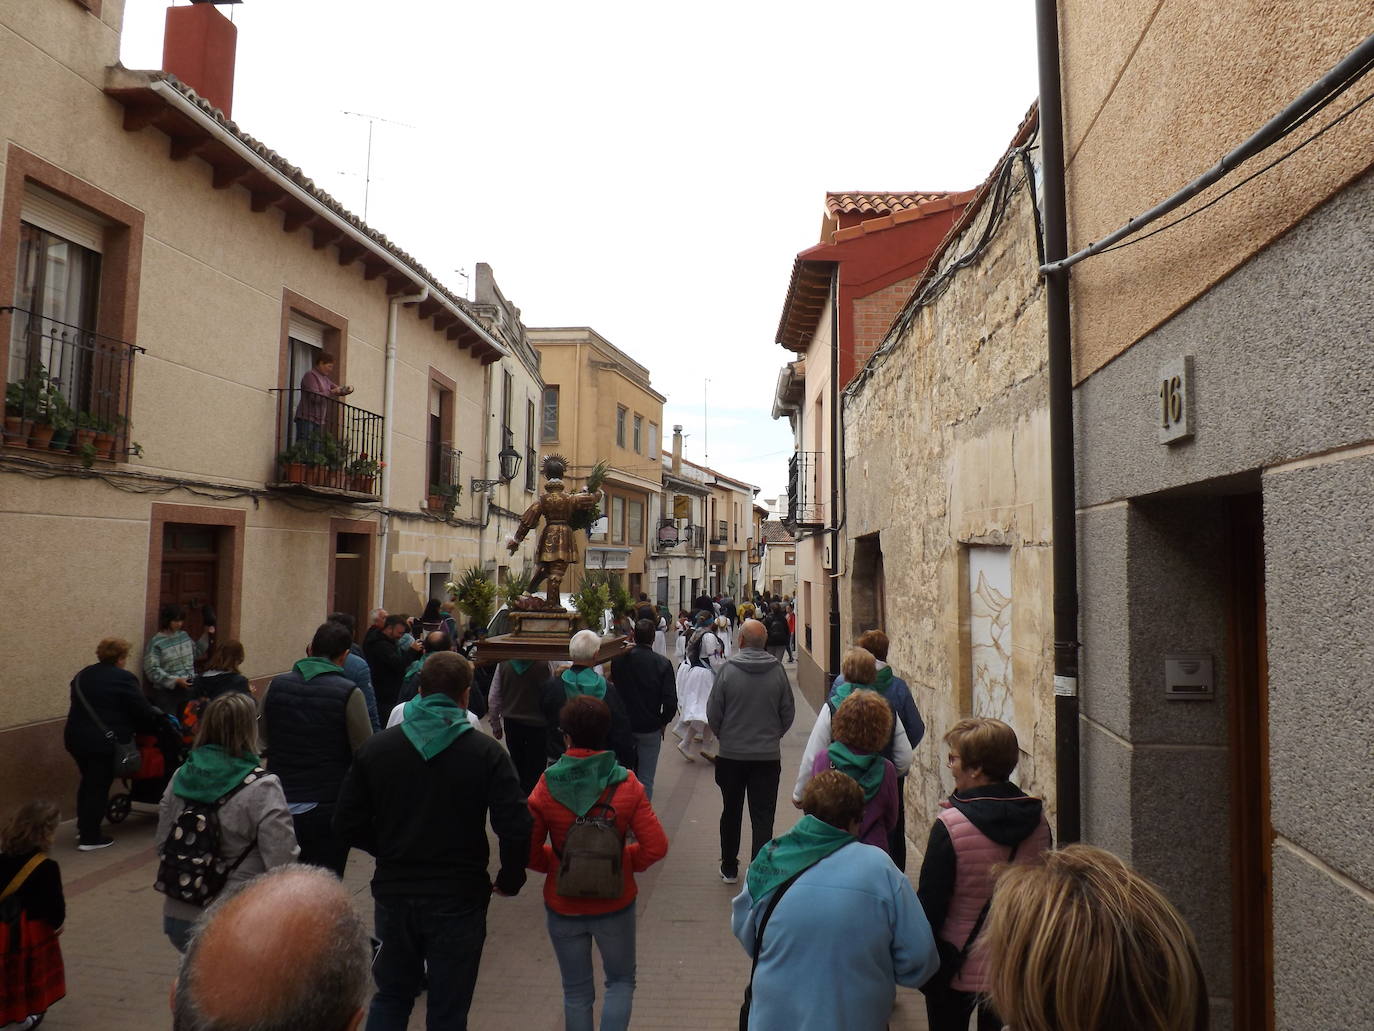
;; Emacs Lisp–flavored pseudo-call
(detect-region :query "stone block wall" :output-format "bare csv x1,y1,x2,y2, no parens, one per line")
840,164,1054,849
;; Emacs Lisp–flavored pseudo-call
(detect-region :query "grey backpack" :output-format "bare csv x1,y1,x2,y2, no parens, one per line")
556,782,625,899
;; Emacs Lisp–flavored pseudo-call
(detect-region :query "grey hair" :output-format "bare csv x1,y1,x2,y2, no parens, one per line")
173,865,371,1031
367,607,385,626
569,628,601,665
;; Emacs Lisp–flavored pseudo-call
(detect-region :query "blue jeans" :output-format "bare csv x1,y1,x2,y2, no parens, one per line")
546,903,637,1031
634,731,663,801
368,895,489,1031
164,914,194,953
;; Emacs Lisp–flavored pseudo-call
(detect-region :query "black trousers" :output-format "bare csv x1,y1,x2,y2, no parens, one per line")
504,720,549,797
714,757,781,871
294,803,349,877
71,750,114,844
925,983,1002,1031
889,775,908,871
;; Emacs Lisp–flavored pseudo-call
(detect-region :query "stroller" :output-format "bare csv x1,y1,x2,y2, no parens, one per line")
105,711,188,825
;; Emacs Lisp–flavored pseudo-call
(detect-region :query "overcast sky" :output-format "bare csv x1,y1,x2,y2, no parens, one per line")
120,1,1039,503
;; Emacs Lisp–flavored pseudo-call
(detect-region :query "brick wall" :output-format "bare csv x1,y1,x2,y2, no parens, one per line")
851,275,921,373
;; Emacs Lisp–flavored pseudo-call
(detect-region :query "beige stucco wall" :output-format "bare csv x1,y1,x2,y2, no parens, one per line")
840,174,1055,845
792,284,833,703
1060,0,1374,379
0,0,511,811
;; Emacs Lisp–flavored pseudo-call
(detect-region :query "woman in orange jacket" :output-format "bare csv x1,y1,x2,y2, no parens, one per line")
527,695,669,1031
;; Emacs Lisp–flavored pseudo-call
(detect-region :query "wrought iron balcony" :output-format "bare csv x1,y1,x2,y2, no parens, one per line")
787,450,825,528
429,444,462,513
2,306,142,459
270,388,384,498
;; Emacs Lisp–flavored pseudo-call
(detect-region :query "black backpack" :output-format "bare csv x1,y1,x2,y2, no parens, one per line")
555,781,625,899
155,767,265,908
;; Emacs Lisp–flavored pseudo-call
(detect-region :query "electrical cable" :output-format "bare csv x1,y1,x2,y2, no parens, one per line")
1092,87,1374,258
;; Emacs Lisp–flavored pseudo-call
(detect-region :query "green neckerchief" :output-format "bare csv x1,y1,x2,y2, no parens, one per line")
543,749,629,817
401,693,473,760
829,671,890,709
509,659,534,675
827,742,885,801
172,744,261,803
404,654,428,682
746,815,855,901
562,667,607,701
294,657,344,682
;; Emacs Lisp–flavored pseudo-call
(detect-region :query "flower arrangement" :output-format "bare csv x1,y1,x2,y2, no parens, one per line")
446,566,496,629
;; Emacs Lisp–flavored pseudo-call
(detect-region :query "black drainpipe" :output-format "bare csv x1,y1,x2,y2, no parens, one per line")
1036,0,1081,845
827,266,843,691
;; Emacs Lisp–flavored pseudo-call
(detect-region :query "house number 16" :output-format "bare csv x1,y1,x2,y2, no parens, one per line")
1156,356,1193,444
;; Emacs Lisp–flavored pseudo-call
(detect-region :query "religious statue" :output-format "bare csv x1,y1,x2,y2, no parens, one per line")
507,454,603,610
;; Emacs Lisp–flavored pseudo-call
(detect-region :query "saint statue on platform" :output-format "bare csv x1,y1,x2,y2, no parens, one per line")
507,454,604,610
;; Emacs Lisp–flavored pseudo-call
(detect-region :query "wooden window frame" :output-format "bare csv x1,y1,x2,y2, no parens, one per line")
0,145,143,458
427,367,457,507
278,289,347,392
616,406,627,449
632,413,643,454
541,385,559,443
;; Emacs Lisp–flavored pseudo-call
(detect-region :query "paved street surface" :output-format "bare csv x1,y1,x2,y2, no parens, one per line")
37,658,930,1029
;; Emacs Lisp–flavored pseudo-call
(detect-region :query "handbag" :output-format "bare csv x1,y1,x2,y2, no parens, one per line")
72,673,142,779
739,867,806,1031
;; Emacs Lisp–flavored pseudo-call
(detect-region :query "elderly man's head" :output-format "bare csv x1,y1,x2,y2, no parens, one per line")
173,865,370,1031
569,628,601,666
737,618,767,651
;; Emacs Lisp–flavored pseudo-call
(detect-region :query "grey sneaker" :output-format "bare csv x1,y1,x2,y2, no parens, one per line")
720,864,739,884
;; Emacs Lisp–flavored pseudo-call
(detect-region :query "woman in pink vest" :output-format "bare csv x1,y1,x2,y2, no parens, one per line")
916,717,1051,1031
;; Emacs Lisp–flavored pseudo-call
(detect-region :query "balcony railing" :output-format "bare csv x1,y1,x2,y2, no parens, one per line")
788,450,825,527
428,444,461,512
271,388,384,497
654,522,705,553
3,306,141,458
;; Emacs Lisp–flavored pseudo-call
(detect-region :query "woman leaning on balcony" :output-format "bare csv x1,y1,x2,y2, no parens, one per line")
294,351,353,447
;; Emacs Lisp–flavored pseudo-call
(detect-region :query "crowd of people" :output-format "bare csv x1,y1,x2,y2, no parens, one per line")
0,591,1211,1031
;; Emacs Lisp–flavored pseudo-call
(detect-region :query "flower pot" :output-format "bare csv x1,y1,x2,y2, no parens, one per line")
284,461,306,483
18,419,35,447
94,432,116,459
49,427,73,452
349,475,370,493
3,415,22,446
305,465,325,486
29,423,56,449
427,494,442,511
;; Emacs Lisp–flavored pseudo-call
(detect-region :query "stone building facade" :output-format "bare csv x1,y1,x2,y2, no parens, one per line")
838,111,1054,850
1057,2,1374,1025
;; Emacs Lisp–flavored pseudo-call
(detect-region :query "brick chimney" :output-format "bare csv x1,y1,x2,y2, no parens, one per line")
162,3,238,118
672,425,683,475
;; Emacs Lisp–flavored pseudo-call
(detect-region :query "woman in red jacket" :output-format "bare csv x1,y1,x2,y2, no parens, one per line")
528,695,668,1031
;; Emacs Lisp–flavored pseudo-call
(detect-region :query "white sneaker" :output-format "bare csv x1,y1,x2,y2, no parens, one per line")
76,837,115,851
720,865,739,884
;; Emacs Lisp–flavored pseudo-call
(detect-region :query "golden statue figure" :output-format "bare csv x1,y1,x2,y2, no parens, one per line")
507,454,603,610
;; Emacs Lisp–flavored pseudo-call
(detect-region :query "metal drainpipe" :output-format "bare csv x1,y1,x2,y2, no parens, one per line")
375,285,429,606
827,266,842,691
1036,0,1081,844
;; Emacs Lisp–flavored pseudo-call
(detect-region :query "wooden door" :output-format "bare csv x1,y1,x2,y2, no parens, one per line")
1228,495,1273,1031
332,532,370,639
160,524,219,644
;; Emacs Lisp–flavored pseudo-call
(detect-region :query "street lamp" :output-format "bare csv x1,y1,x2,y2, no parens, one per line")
470,434,522,493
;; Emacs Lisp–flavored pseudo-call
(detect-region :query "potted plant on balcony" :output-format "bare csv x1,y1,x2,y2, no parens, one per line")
430,482,460,518
4,367,48,447
276,441,309,484
73,410,99,454
347,453,382,494
45,392,75,452
91,416,117,460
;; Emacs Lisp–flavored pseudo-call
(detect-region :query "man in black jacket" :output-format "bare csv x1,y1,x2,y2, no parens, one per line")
335,652,530,1030
364,613,420,718
260,621,372,877
609,618,677,800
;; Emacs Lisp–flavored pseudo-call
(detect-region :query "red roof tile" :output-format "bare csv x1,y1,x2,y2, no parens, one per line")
825,192,951,217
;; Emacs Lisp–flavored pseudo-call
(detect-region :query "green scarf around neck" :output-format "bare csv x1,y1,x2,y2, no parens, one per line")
829,667,892,709
746,814,854,901
543,749,629,817
294,657,344,682
827,742,885,801
172,744,261,803
401,693,473,760
562,667,607,701
509,659,535,675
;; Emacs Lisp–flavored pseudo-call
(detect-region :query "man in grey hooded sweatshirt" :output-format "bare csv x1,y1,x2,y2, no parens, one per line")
707,618,795,883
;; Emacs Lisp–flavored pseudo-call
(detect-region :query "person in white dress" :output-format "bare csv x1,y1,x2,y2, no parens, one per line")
673,612,723,761
652,611,669,659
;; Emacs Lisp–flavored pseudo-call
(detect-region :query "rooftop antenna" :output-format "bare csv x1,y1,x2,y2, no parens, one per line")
342,110,414,221
454,268,471,300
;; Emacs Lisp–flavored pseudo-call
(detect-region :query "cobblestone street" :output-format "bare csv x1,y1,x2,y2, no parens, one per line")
38,661,930,1030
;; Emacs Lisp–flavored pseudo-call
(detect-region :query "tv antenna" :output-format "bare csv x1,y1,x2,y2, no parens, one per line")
342,110,415,221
